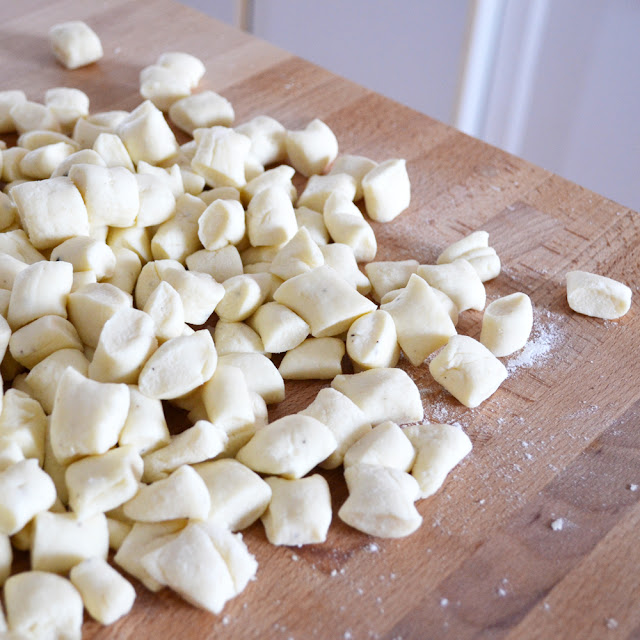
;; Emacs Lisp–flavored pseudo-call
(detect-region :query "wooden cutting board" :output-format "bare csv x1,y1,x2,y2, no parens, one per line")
3,1,640,638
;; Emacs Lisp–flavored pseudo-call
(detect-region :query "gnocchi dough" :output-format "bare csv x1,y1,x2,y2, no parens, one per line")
480,292,533,356
566,270,632,319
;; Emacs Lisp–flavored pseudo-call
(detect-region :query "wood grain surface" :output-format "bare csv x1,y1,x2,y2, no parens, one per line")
2,1,639,639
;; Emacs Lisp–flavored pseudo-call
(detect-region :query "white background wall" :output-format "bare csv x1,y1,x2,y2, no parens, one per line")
180,0,640,212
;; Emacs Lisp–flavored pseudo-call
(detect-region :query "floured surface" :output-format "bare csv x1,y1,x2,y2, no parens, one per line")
2,1,640,639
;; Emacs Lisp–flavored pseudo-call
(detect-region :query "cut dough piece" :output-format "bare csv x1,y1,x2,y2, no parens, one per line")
417,259,486,312
331,367,424,426
328,154,378,200
285,118,338,177
346,310,400,370
169,90,234,134
566,270,632,319
218,352,285,404
338,464,422,538
236,414,337,479
269,227,324,281
48,20,103,69
262,475,332,545
429,335,508,408
436,230,501,282
320,243,371,295
361,158,410,222
248,302,309,353
403,422,472,499
365,259,419,303
278,337,344,380
343,421,415,471
480,292,533,356
297,173,356,212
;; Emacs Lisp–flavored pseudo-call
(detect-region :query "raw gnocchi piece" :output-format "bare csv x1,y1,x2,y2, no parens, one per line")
138,161,184,198
216,273,272,322
109,225,153,264
143,281,185,342
17,129,77,150
73,110,128,148
50,368,130,464
566,270,632,319
246,184,298,247
119,385,170,455
0,90,26,134
139,64,192,112
241,164,297,205
135,173,176,229
365,259,419,303
429,335,508,408
48,20,103,69
295,206,330,245
299,387,371,470
19,141,76,179
248,301,309,353
50,235,116,280
480,292,533,356
273,265,376,337
319,243,371,295
157,51,206,89
137,329,217,399
381,273,456,365
169,90,234,134
0,459,56,535
437,230,501,282
213,320,266,357
186,245,244,282
269,227,324,281
4,571,83,640
236,414,337,479
403,422,472,498
7,260,73,330
338,464,422,538
417,259,486,312
218,352,285,404
297,173,357,212
70,557,136,625
194,458,272,531
331,367,424,426
1,147,29,182
198,198,246,250
123,465,211,522
142,420,227,482
45,87,90,133
235,115,287,166
65,444,144,519
261,475,332,545
285,118,338,177
278,336,345,380
328,154,378,200
361,158,410,222
31,511,109,573
88,307,158,384
346,309,400,370
50,148,106,177
191,126,251,188
11,176,89,249
9,101,60,134
343,421,415,471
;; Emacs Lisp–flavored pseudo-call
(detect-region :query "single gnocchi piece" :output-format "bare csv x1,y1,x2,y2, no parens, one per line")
437,230,501,282
198,198,246,250
213,320,266,357
0,389,47,465
157,51,206,89
269,227,324,281
248,301,309,353
297,173,357,212
343,421,415,471
186,245,243,282
241,164,297,205
235,114,287,167
246,184,298,247
480,292,533,356
365,259,419,303
319,243,372,295
50,235,117,280
70,557,136,625
566,270,632,320
346,309,400,371
338,464,422,538
4,571,83,640
261,475,332,546
139,64,192,112
45,87,90,133
429,335,508,408
331,367,424,426
286,118,338,177
236,414,337,479
48,20,103,69
278,336,345,380
119,385,170,455
10,101,61,134
362,158,410,222
19,141,76,179
218,352,285,404
403,422,472,499
295,206,330,246
191,126,251,188
0,90,27,134
328,154,378,200
417,259,485,313
169,90,234,134
143,280,186,342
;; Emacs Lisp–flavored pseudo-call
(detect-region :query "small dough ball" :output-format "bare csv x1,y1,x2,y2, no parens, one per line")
346,309,400,370
285,118,338,177
169,90,234,134
566,270,632,319
429,335,508,408
48,20,103,69
261,475,332,545
480,292,533,356
362,158,410,222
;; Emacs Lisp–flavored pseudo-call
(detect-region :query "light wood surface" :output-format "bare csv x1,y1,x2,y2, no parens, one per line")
2,1,639,639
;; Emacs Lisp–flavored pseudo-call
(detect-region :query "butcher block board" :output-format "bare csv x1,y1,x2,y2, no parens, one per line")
2,1,640,638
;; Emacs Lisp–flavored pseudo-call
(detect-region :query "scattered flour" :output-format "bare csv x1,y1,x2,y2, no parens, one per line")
440,597,449,607
629,484,638,492
507,310,564,372
550,518,564,531
606,618,619,630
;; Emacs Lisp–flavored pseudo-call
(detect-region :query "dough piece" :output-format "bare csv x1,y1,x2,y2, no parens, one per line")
285,118,338,177
137,161,184,199
48,20,103,69
143,281,185,343
157,51,206,89
319,243,371,295
241,164,297,205
236,414,337,479
365,259,419,303
169,90,234,134
338,464,422,538
45,87,89,133
65,445,144,519
278,337,344,380
138,329,217,399
437,230,501,282
11,177,89,250
417,259,486,312
331,367,424,426
362,158,410,222
346,310,400,370
297,173,357,212
139,64,191,112
235,114,287,167
119,385,170,455
20,142,76,179
213,320,266,357
403,422,472,498
429,335,508,408
343,421,415,471
217,352,285,404
135,173,176,227
198,198,245,251
107,517,131,551
72,110,128,147
70,557,136,625
273,265,376,337
0,90,26,134
0,229,45,265
194,458,272,531
328,154,378,200
123,465,211,522
295,206,330,245
261,475,332,545
246,184,298,247
298,387,371,469
269,227,324,281
381,273,456,365
49,367,130,464
480,292,533,356
4,571,83,640
31,511,109,573
248,301,309,353
50,236,116,279
88,307,158,384
142,420,227,482
566,270,632,319
216,273,272,322
191,126,251,188
0,459,56,535
10,101,61,135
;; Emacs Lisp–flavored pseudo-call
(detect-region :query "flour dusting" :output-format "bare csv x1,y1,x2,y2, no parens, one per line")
507,310,564,372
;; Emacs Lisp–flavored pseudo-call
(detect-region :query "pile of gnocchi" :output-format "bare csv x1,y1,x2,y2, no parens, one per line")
0,20,632,638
